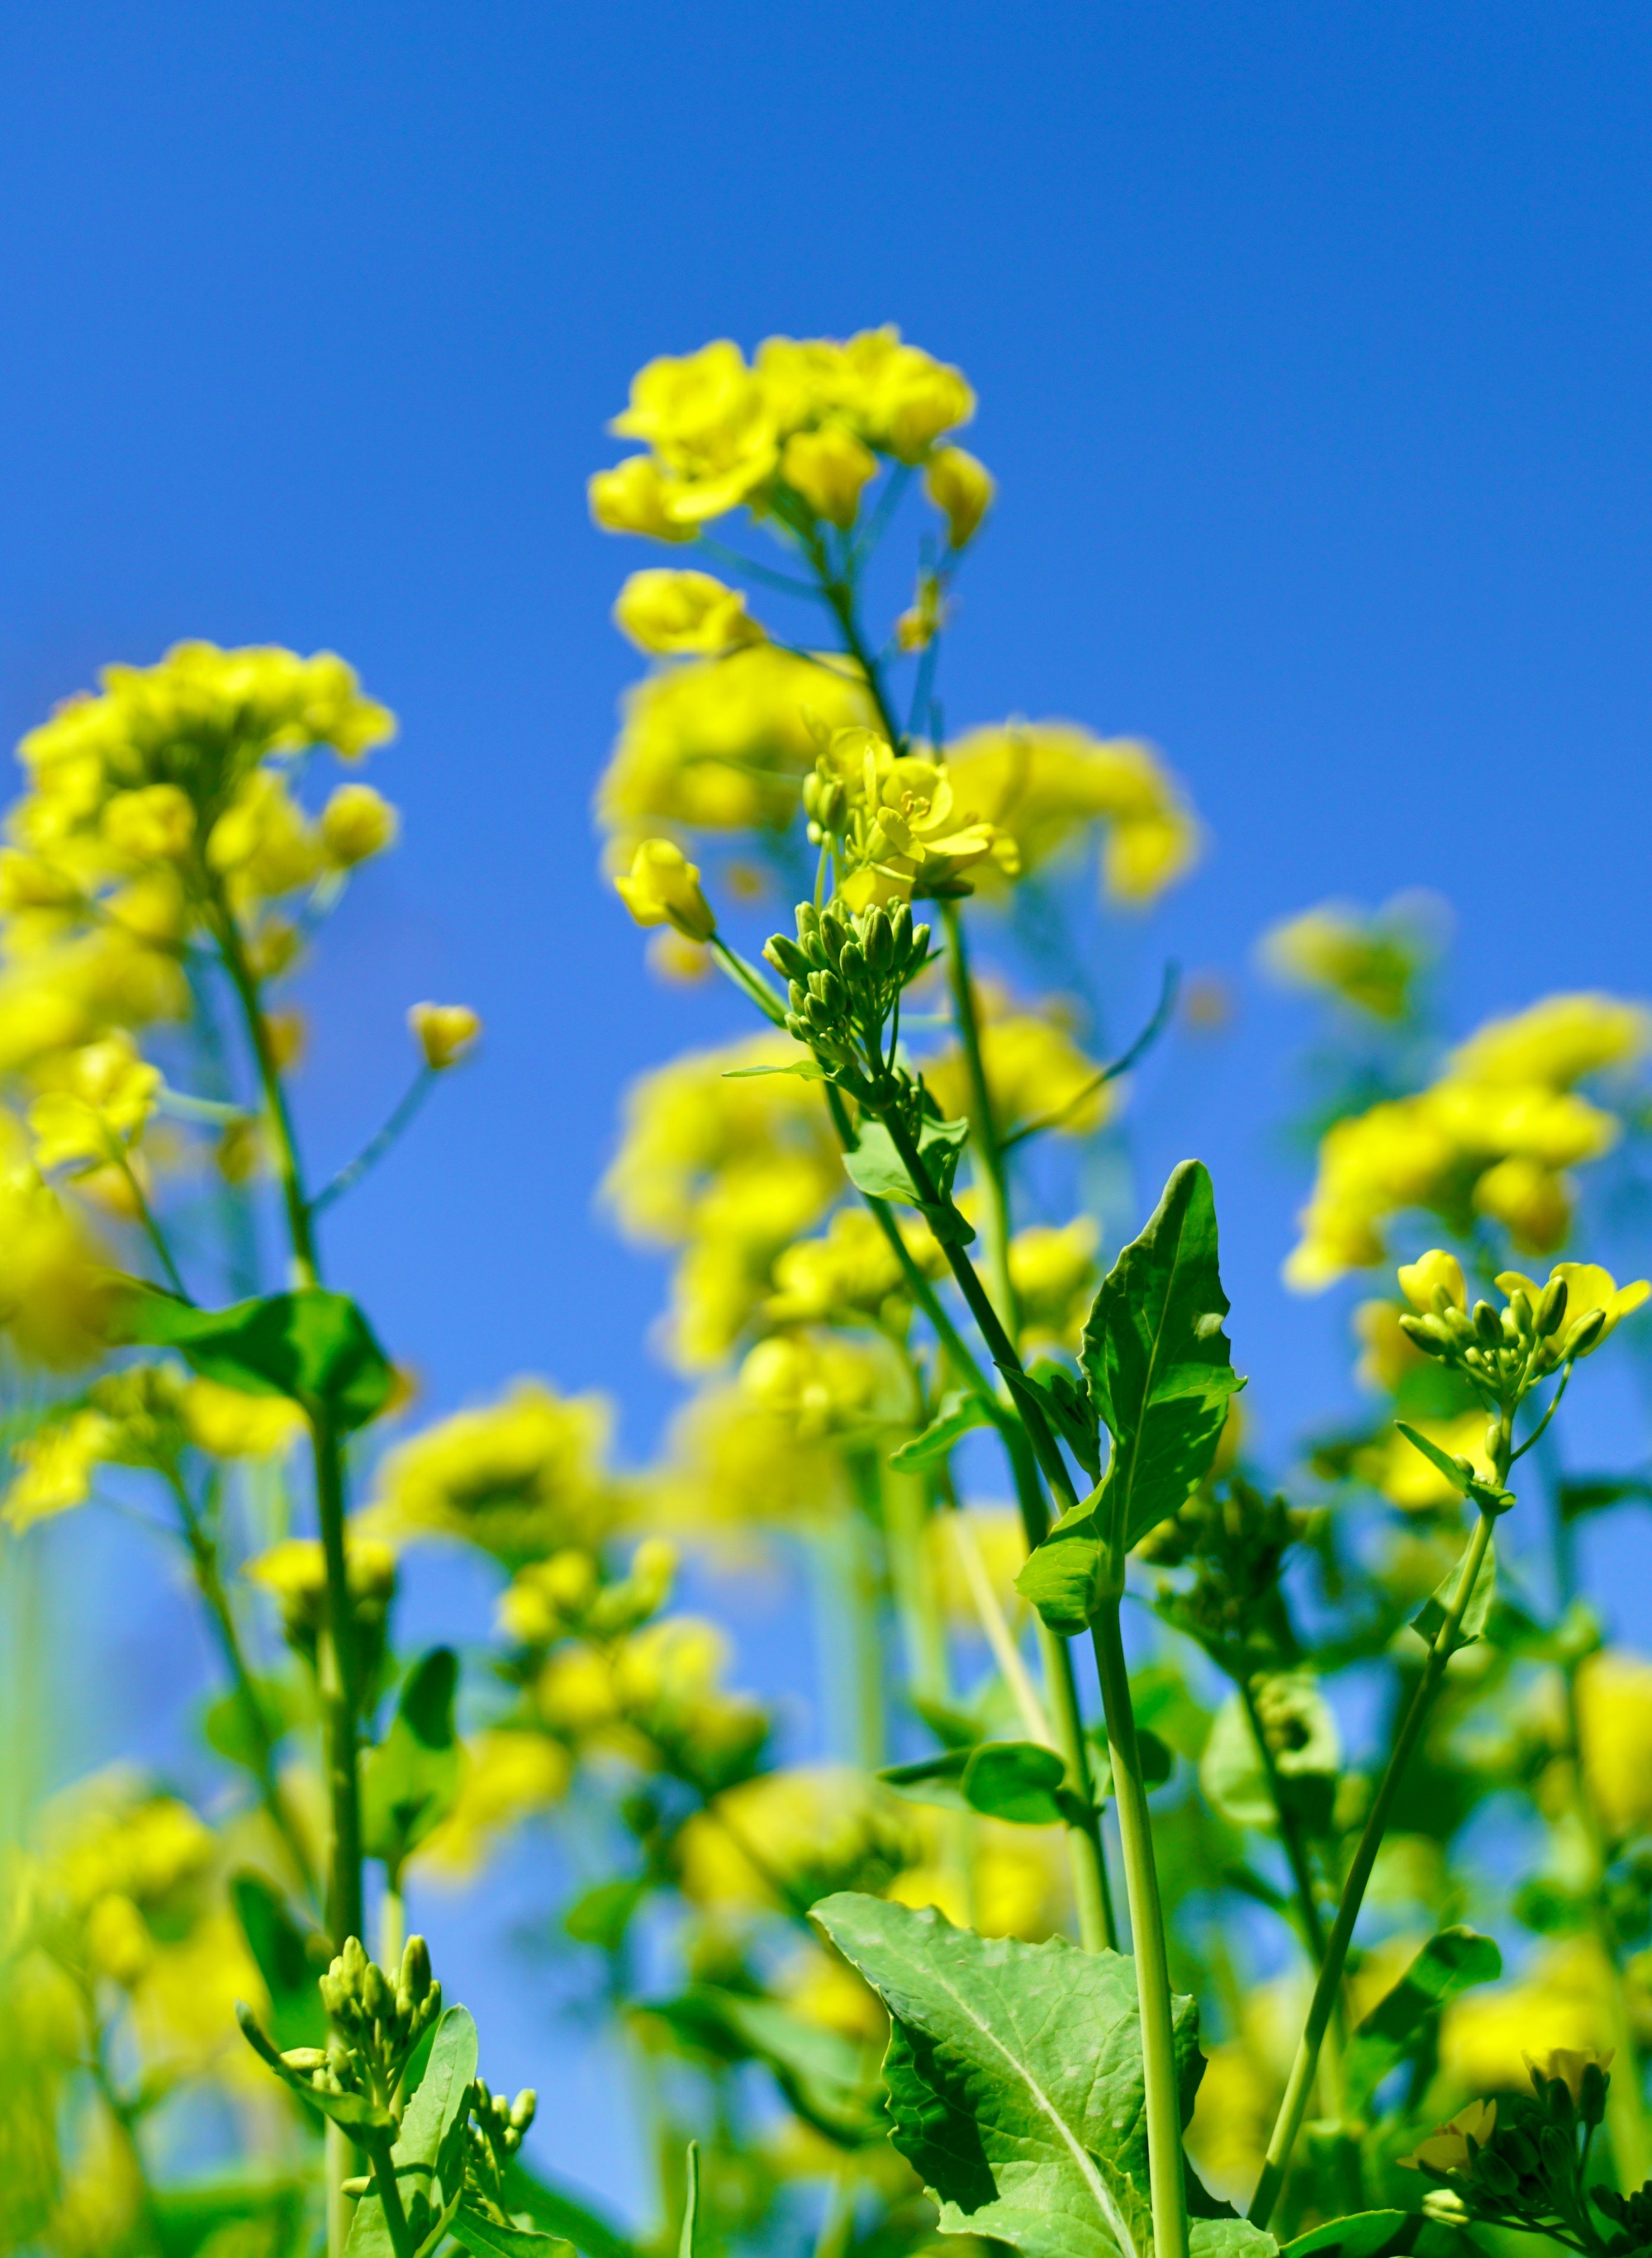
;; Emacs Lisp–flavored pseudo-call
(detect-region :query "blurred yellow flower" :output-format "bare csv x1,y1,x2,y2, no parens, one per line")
1574,1649,1652,1840
411,1729,572,1881
781,425,878,529
1397,1248,1468,1314
28,1032,159,1169
645,1378,850,1535
944,722,1199,905
1353,1299,1430,1393
367,1379,618,1564
922,991,1113,1143
1009,1217,1101,1350
320,780,399,867
738,1328,900,1443
1354,1411,1492,1511
1442,1942,1613,2095
609,339,780,524
3,1409,114,1530
766,1204,937,1326
0,1173,116,1369
1447,992,1651,1089
180,1375,305,1459
677,1765,919,1911
613,569,765,656
924,446,995,548
1259,894,1445,1021
245,1532,398,1645
588,453,699,542
408,1001,482,1070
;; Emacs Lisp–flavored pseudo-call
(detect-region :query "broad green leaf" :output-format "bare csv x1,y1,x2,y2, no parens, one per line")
961,1741,1071,1826
911,1695,985,1751
230,1873,326,2052
1199,1682,1339,1836
345,2005,481,2256
1014,1491,1109,1634
1191,2227,1280,2258
202,1672,308,1776
500,2164,637,2258
843,1115,972,1240
451,2212,575,2257
813,1893,1204,2258
362,1648,463,1879
1080,1160,1242,1558
1280,2213,1416,2257
678,2140,700,2258
1343,1928,1501,2109
1412,1535,1496,1654
117,1281,393,1431
889,1390,997,1470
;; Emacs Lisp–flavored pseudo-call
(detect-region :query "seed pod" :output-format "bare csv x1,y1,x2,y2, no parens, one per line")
1537,1275,1569,1336
1454,1455,1477,1483
1474,1300,1502,1347
281,2047,329,2073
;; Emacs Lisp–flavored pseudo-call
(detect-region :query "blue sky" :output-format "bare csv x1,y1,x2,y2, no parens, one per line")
6,0,1652,2214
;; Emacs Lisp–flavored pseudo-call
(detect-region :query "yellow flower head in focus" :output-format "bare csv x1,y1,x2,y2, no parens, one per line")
808,728,1010,907
924,446,995,548
613,570,765,657
367,1379,617,1566
615,838,716,942
1398,1248,1468,1315
1495,1262,1652,1356
1398,2099,1498,2175
608,339,779,526
944,723,1199,907
1260,893,1446,1022
598,645,874,851
409,1002,482,1070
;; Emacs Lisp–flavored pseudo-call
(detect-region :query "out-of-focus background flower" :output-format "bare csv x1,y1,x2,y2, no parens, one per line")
3,0,1652,2218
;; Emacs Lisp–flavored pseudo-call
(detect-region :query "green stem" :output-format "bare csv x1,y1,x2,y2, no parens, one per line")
365,2132,419,2258
311,1068,434,1217
1250,1504,1500,2230
109,1140,190,1301
1562,1662,1650,2188
1092,1603,1189,2258
167,1470,317,1901
312,1407,364,1952
938,899,1018,1340
206,889,320,1288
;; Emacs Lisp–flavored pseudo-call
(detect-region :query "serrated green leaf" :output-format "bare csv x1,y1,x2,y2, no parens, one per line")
1080,1160,1242,1558
961,1741,1070,1825
843,1115,970,1219
1343,1928,1501,2110
1412,1536,1496,1654
361,1648,462,1879
450,2210,574,2257
890,1390,997,1470
813,1893,1204,2258
116,1281,393,1431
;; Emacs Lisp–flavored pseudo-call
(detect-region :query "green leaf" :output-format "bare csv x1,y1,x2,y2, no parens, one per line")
563,1876,648,1951
450,2212,575,2258
236,2002,395,2137
889,1390,997,1470
1191,2227,1280,2258
1559,1475,1652,1524
202,1672,308,1775
722,1060,827,1080
117,1282,393,1431
1080,1160,1243,1559
648,1986,883,2147
912,1695,985,1752
1392,1423,1469,1494
998,1361,1104,1482
1412,1536,1497,1654
960,1741,1071,1826
230,1873,327,2052
1014,1491,1109,1635
678,2139,700,2258
1280,2213,1417,2258
1199,1682,1339,1836
499,2165,637,2258
813,1892,1204,2258
843,1115,972,1237
362,1648,463,1878
878,1749,973,1810
345,2006,481,2256
1342,1928,1502,2109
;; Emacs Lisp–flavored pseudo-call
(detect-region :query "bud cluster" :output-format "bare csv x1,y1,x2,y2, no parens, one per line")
1398,1269,1598,1409
1140,1477,1314,1680
501,1538,676,1650
1403,2055,1623,2250
764,898,933,1089
314,1933,441,2102
458,2075,539,2219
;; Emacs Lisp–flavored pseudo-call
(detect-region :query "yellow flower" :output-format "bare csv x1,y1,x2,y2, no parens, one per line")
609,340,778,524
83,1890,153,1987
1259,894,1442,1021
895,572,947,655
923,446,995,548
1353,1299,1429,1393
614,838,717,942
3,1409,115,1530
320,780,398,867
781,425,878,529
1009,1218,1101,1350
1355,1411,1493,1511
814,729,1009,906
922,992,1113,1142
1397,1248,1468,1315
613,568,764,657
737,1329,898,1443
676,1766,920,1910
180,1376,305,1459
1470,1155,1572,1253
944,722,1199,905
366,1379,617,1564
0,1174,116,1368
598,645,873,848
408,1000,482,1070
845,329,976,463
765,1205,923,1326
410,1729,572,1881
1494,1262,1651,1357
100,783,197,866
1442,1942,1614,2096
645,1378,850,1535
1574,1650,1652,1838
1447,992,1651,1089
587,453,698,543
28,1032,160,1168
245,1533,398,1644
1398,2098,1497,2174
648,928,715,984
1527,2046,1613,2100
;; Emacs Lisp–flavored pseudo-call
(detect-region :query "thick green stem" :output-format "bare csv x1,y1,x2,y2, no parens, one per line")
1250,1505,1500,2230
1092,1603,1188,2258
169,1472,317,1901
365,2132,419,2258
938,899,1018,1339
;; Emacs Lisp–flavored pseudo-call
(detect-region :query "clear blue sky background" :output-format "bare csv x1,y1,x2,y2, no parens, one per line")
6,0,1652,2217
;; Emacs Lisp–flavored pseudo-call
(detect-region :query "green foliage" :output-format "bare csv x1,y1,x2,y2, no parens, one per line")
362,1647,463,1881
1342,1928,1502,2113
1411,1537,1497,1654
888,1389,998,1469
843,1112,973,1240
117,1279,395,1430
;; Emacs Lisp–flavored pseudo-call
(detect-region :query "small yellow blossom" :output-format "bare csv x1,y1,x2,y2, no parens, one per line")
1574,1650,1652,1839
1447,992,1651,1089
647,928,714,984
737,1329,898,1443
1442,1941,1614,2094
923,993,1113,1142
1353,1299,1430,1392
612,569,765,656
609,340,779,524
101,783,197,866
1397,1248,1468,1315
677,1766,920,1910
1494,1262,1651,1355
320,780,399,867
3,1410,115,1530
28,1033,160,1168
587,453,698,543
1260,894,1444,1022
1009,1218,1101,1350
615,838,716,942
645,1378,851,1535
766,1205,931,1325
812,729,1008,907
409,1001,482,1070
180,1376,305,1459
1355,1411,1493,1511
0,1174,116,1368
411,1730,572,1881
781,425,878,529
1398,2098,1497,2174
924,446,995,548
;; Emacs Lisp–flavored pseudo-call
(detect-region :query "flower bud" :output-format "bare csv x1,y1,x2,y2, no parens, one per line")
924,445,995,548
781,425,878,530
320,782,399,869
1473,1300,1501,1347
763,934,809,982
838,941,866,982
1507,1287,1533,1335
1476,2149,1517,2198
409,1003,482,1071
1564,1307,1607,1360
864,907,894,975
1580,2060,1610,2127
1485,1420,1504,1463
1422,2191,1469,2227
615,839,715,943
1536,1276,1569,1335
362,1960,392,2023
510,2088,538,2132
820,913,847,966
281,2047,330,2073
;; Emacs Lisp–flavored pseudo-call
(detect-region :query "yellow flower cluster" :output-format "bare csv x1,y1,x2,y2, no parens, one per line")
943,722,1199,907
1260,893,1445,1021
366,1379,619,1566
604,1033,843,1366
805,727,1018,908
1285,991,1650,1288
921,989,1115,1143
534,1614,768,1790
596,644,874,861
589,330,976,538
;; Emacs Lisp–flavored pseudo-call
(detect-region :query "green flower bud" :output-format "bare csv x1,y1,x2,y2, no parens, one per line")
1580,2061,1609,2128
1537,1275,1569,1336
510,2088,537,2132
1485,1420,1504,1463
1398,1312,1449,1355
864,907,894,975
1564,1307,1607,1360
1476,2149,1518,2198
1474,1300,1502,1347
362,1961,392,2023
838,940,866,981
764,934,809,982
1508,1287,1533,1335
820,913,847,966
